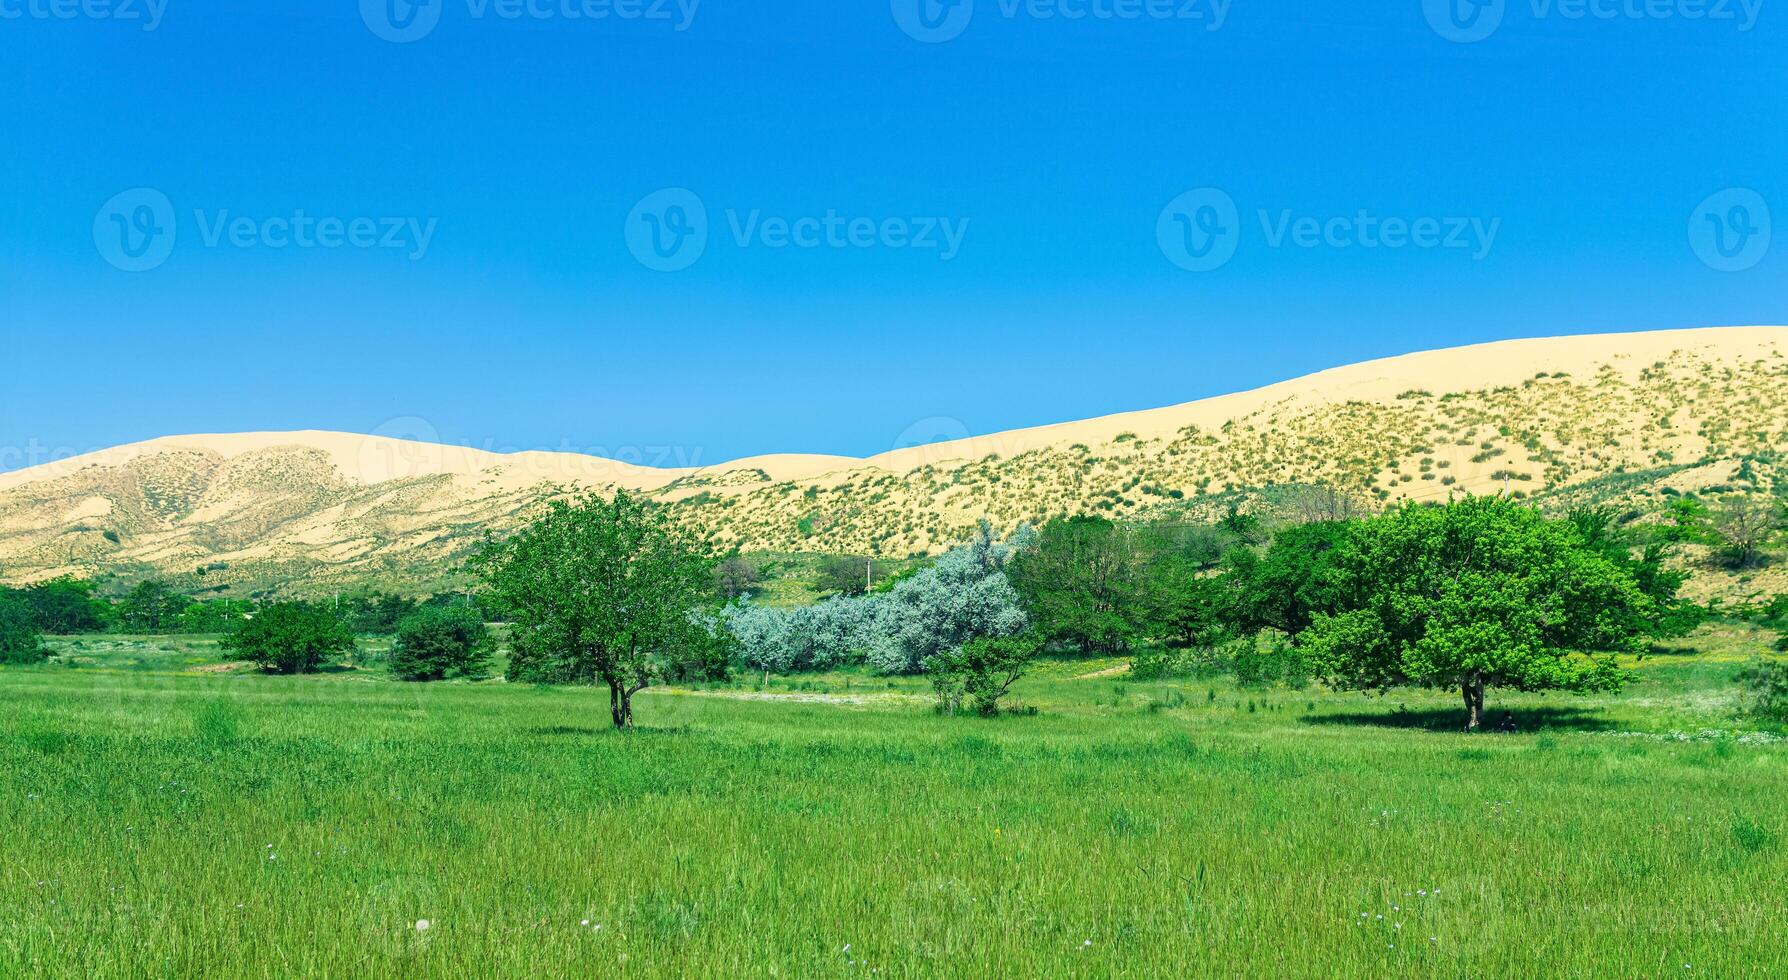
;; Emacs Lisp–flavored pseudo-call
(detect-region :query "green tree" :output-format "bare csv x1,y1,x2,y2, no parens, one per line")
223,602,356,675
814,554,880,596
1218,503,1265,545
923,632,1042,717
117,579,193,633
1009,515,1145,655
0,590,47,664
1568,505,1698,638
1141,551,1233,649
389,605,494,681
1302,498,1651,731
19,577,111,634
1658,495,1713,544
713,554,762,600
473,490,718,728
177,598,255,634
340,591,419,635
1225,521,1354,636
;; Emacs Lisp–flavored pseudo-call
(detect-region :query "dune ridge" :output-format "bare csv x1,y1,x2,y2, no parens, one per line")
2,325,1783,595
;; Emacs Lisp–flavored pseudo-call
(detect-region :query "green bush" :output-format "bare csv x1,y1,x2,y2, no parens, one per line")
924,633,1042,717
1736,659,1788,722
224,602,355,675
0,592,48,664
1129,631,1307,688
1230,630,1310,689
1130,643,1226,680
389,606,494,681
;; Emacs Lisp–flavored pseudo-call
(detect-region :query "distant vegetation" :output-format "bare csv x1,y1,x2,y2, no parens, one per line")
3,476,1783,729
5,342,1786,599
389,605,494,682
222,602,357,675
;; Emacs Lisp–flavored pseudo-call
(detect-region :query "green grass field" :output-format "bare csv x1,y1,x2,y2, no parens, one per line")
3,630,1786,977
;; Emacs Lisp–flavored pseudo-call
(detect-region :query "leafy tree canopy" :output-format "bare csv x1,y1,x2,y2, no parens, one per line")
18,577,111,634
1302,497,1652,730
224,601,356,675
390,605,495,681
0,590,47,665
1009,515,1145,655
474,490,718,727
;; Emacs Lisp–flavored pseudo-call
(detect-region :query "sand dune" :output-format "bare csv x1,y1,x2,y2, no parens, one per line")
7,326,1781,493
1,325,1783,594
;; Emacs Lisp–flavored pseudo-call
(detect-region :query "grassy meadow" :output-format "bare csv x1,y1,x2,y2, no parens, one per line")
3,630,1786,977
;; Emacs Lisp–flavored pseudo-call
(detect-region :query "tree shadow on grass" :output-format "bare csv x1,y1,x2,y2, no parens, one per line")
1300,705,1615,733
522,724,692,738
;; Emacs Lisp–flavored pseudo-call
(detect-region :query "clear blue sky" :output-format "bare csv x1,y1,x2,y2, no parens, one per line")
3,0,1783,471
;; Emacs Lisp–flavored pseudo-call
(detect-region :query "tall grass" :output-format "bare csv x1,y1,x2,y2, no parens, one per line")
1,632,1784,977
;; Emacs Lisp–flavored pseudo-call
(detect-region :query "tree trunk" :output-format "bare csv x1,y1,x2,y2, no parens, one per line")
1461,673,1485,732
609,683,633,729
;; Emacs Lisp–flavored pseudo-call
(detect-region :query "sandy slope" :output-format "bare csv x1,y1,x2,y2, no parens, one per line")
2,325,1784,594
6,326,1782,494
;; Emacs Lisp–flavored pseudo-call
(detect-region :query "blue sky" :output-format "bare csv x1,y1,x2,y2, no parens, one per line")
2,0,1783,471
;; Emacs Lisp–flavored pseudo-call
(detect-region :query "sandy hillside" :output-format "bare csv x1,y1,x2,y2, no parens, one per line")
1,325,1783,595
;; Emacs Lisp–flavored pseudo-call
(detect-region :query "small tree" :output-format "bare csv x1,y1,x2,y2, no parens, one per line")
1009,515,1145,655
341,591,420,635
473,490,718,728
117,579,193,633
867,523,1027,674
0,591,47,664
177,598,254,634
924,633,1042,717
224,602,356,674
1303,497,1651,731
814,555,879,596
389,605,494,681
1224,520,1353,636
713,555,762,600
19,577,111,634
1711,493,1782,569
1141,552,1233,649
1735,659,1788,722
